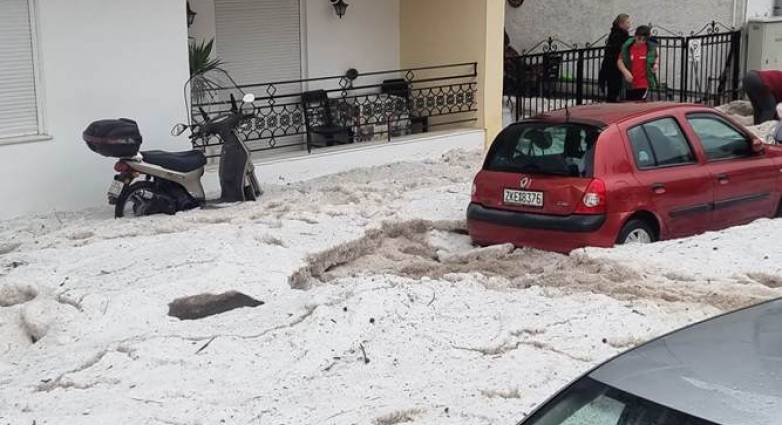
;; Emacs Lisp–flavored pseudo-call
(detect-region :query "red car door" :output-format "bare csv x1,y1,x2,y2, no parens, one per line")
622,116,713,238
684,112,779,228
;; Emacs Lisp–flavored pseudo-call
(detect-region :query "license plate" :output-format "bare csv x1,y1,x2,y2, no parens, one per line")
503,189,544,207
108,180,124,197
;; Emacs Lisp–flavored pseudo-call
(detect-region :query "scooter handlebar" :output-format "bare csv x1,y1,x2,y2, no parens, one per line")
191,109,254,139
229,94,238,113
199,107,210,122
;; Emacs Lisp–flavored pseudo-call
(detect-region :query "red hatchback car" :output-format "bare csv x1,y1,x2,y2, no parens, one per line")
468,103,782,253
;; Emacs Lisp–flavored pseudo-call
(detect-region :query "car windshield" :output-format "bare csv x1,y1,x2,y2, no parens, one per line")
521,378,717,425
485,123,600,177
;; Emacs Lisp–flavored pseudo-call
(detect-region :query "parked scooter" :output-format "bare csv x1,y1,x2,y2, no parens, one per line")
83,93,261,218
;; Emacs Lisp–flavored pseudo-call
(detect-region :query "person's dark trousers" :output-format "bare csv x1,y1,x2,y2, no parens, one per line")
744,70,778,124
626,88,648,101
605,79,623,103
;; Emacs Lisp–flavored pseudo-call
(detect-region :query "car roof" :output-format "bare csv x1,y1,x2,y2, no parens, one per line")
528,102,708,126
589,298,782,425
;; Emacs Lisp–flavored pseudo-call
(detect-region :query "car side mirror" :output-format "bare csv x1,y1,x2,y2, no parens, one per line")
752,138,766,154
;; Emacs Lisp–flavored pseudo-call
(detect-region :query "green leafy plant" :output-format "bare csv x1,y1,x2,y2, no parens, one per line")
189,38,222,76
188,38,224,105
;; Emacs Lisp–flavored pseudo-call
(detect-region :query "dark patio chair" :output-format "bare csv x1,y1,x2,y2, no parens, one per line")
380,79,429,135
301,90,353,153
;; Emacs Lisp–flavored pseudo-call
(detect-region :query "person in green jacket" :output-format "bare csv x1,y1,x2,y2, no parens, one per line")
616,25,659,101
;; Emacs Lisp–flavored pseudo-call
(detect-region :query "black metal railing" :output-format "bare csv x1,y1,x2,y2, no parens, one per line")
505,21,742,120
190,63,478,157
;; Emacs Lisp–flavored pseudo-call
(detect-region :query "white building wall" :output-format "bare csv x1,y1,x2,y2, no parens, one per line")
188,0,400,81
506,0,741,52
303,0,400,78
189,0,217,47
0,0,190,219
746,0,775,18
0,0,402,219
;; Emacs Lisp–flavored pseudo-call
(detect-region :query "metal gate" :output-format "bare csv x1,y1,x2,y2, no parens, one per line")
505,21,742,120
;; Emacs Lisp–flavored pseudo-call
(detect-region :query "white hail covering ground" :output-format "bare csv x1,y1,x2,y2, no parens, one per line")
1,104,781,425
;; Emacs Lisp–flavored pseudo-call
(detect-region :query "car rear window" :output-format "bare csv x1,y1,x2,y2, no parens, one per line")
485,123,600,177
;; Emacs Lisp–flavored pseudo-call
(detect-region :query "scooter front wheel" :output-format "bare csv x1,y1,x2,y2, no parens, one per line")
114,181,175,218
243,185,256,202
243,184,263,202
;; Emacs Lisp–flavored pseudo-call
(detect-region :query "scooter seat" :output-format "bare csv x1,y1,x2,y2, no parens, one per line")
141,150,207,173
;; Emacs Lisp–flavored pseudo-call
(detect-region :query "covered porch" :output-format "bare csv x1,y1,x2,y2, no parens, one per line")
185,0,504,158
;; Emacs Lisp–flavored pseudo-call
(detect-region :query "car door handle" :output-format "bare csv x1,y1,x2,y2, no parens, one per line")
651,183,666,194
717,173,729,184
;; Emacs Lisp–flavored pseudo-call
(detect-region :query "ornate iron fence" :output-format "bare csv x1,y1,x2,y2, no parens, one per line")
190,63,478,157
505,21,742,120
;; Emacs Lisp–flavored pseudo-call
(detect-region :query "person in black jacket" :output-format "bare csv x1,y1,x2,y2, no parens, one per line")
598,14,632,103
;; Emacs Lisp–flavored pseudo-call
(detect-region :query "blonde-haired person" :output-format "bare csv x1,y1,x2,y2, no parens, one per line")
598,14,632,103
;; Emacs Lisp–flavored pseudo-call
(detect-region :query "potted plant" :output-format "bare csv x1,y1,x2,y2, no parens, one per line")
188,38,224,105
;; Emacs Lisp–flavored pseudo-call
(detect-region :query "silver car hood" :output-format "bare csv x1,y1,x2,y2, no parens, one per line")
590,298,782,425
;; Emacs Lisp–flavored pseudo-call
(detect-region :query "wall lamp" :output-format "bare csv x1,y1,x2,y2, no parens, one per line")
331,0,349,19
187,2,197,27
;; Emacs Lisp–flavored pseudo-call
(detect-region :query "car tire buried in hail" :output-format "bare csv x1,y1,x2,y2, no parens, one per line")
114,181,174,218
617,219,656,245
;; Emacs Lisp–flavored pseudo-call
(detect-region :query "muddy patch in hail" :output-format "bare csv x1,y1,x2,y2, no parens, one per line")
290,219,777,311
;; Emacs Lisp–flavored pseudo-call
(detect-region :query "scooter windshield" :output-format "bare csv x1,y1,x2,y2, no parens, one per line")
184,68,247,126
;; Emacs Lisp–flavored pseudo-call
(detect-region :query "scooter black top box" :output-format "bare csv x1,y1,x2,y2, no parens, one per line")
83,118,142,158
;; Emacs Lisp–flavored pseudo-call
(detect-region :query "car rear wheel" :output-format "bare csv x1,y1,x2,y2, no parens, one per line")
617,219,656,245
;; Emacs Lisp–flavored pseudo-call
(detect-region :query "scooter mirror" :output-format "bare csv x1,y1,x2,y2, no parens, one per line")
242,93,256,104
171,123,188,137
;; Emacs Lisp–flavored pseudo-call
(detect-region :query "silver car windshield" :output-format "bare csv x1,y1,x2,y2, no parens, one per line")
520,377,717,425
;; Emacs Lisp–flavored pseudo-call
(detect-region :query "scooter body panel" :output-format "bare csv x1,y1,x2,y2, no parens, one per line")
125,160,206,200
218,127,260,202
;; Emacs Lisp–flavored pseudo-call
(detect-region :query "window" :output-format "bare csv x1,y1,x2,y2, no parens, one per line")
627,118,695,169
0,0,44,142
687,114,750,160
485,123,601,177
522,378,717,425
214,0,302,86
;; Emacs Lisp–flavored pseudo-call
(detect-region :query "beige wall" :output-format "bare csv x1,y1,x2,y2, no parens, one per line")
400,0,504,147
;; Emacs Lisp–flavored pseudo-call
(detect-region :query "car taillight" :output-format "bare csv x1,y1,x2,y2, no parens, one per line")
575,178,606,214
114,161,131,173
471,176,480,202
